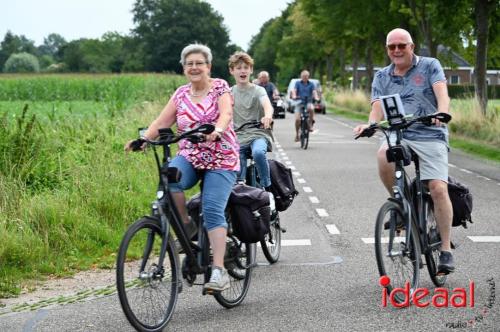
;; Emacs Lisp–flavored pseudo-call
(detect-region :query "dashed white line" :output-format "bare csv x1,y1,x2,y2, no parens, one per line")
278,148,284,152
316,208,329,217
283,156,289,160
459,168,473,174
326,224,340,234
282,239,312,246
362,237,405,244
303,187,312,193
309,196,319,204
292,171,301,176
476,175,491,181
467,236,500,242
297,178,306,184
289,166,296,170
285,161,292,165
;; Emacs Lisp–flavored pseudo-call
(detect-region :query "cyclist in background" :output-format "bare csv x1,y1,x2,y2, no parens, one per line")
353,28,454,274
291,70,319,141
229,52,274,191
257,71,280,102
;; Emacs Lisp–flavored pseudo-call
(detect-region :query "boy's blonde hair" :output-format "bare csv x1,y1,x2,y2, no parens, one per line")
228,51,254,69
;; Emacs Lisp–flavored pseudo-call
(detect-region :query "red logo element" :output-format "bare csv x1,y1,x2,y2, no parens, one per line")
380,276,475,308
413,74,424,86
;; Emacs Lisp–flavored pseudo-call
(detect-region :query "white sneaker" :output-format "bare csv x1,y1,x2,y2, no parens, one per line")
204,267,230,291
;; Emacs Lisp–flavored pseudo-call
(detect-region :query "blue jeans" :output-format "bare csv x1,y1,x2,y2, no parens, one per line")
238,138,271,188
168,156,237,231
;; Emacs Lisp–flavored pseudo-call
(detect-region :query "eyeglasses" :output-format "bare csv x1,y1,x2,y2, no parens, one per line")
386,43,410,51
185,61,207,68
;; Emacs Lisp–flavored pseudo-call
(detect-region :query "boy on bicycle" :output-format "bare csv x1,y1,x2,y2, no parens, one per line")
228,52,274,191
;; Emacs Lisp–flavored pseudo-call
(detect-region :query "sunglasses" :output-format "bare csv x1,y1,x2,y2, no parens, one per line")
386,43,410,51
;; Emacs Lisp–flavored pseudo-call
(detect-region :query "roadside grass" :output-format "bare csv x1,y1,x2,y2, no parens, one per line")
325,88,500,163
0,74,199,298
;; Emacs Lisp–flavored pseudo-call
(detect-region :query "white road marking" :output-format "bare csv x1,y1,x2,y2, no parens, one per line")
282,239,312,246
278,148,284,152
292,171,301,176
448,163,457,168
362,237,405,244
285,161,292,165
283,156,289,160
459,168,473,174
289,166,296,170
303,186,312,193
316,208,329,217
468,236,500,242
297,178,306,184
476,175,491,181
326,224,340,234
309,196,319,204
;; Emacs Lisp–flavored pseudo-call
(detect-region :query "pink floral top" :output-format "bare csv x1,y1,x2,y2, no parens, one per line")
172,78,240,171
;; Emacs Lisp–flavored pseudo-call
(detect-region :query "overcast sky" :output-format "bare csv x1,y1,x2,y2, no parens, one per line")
0,0,291,50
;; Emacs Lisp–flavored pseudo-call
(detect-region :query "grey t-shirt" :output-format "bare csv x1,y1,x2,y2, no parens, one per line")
371,55,448,142
232,84,273,148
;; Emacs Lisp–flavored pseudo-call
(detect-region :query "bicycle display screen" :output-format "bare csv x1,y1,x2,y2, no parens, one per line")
380,94,405,124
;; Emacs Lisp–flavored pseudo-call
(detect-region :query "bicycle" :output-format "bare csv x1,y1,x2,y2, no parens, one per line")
355,111,452,304
116,124,254,332
235,120,284,264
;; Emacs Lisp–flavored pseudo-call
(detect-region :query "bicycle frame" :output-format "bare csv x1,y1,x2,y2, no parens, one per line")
144,128,213,277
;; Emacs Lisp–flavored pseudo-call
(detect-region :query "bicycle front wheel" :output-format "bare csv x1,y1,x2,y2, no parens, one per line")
116,217,179,332
374,201,420,305
300,118,309,149
214,236,254,308
260,214,282,263
424,199,447,287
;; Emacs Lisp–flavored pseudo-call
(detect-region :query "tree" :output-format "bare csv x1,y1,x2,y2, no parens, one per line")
131,0,234,79
474,0,494,115
38,33,67,62
0,31,37,69
3,52,40,73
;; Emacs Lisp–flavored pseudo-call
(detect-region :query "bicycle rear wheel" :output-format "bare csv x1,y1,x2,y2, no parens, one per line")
374,201,420,305
424,199,447,287
116,217,179,332
260,214,282,263
300,118,309,149
214,236,254,308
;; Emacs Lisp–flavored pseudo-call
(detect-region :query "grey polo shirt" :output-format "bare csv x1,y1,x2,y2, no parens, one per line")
371,55,448,142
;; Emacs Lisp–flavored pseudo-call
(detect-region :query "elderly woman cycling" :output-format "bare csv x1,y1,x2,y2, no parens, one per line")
125,43,239,292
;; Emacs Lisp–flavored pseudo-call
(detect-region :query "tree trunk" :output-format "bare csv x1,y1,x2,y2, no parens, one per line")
326,55,333,83
338,47,346,88
365,43,374,94
351,41,360,90
474,0,489,116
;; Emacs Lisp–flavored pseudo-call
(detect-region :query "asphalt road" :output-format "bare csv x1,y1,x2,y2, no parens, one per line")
1,111,499,331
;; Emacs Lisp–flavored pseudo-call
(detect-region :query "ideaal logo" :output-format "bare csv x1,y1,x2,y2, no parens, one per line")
379,275,475,308
379,276,496,328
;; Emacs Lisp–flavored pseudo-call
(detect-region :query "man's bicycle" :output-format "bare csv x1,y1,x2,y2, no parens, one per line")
355,112,452,304
235,120,283,263
116,124,254,332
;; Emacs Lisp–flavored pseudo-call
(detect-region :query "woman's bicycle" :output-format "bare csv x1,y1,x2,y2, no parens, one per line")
355,112,452,304
116,124,254,332
235,120,283,263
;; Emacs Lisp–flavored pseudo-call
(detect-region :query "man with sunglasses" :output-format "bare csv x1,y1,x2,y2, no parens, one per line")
354,28,454,275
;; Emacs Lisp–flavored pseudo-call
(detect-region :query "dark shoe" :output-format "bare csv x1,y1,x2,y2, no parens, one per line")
384,213,405,230
437,251,455,275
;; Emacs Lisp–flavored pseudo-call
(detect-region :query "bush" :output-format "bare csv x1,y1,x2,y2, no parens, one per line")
3,53,40,73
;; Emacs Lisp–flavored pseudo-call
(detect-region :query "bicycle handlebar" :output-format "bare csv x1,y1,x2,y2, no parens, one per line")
235,120,272,132
354,112,452,140
131,124,215,151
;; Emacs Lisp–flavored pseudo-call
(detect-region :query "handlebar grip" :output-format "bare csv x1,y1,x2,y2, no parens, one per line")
130,138,146,151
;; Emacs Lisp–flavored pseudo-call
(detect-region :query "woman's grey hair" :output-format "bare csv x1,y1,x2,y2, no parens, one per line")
179,43,213,65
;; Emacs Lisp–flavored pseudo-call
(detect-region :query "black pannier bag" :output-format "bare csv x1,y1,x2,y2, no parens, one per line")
448,176,473,228
268,159,298,211
228,184,271,243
